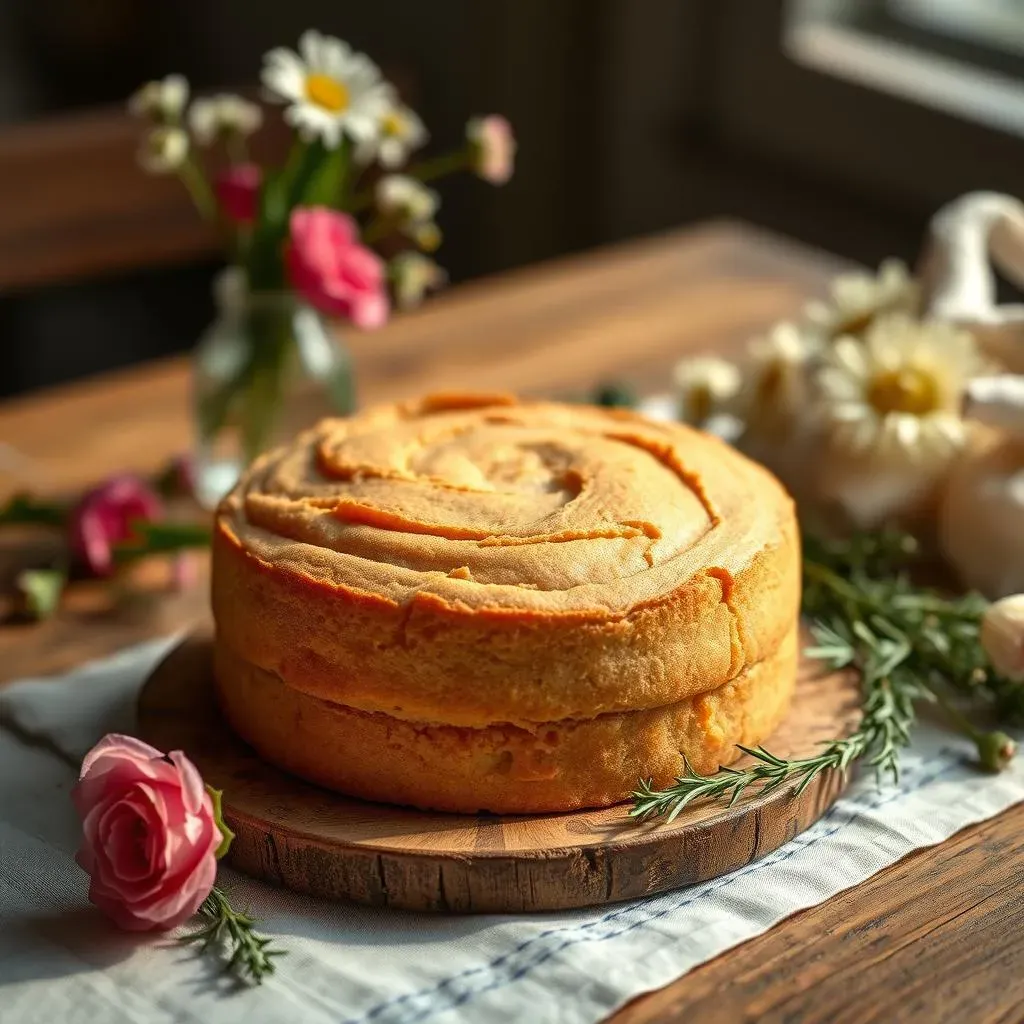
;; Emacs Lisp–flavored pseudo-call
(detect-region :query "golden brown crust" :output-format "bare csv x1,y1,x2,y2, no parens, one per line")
212,395,800,726
215,628,798,814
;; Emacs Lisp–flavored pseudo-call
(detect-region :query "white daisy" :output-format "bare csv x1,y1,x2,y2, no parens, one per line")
672,356,741,426
819,313,979,466
375,175,439,223
128,74,189,123
137,126,189,174
357,97,428,168
261,30,390,149
189,94,262,146
391,252,447,310
805,258,919,340
740,322,821,436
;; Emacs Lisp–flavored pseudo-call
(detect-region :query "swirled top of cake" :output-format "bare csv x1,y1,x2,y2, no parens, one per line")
216,394,792,615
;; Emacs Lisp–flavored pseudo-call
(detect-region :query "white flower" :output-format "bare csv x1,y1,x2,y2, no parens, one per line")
357,98,427,168
391,252,447,310
981,595,1024,679
129,74,189,123
376,175,439,224
672,356,741,426
137,126,189,174
189,94,262,145
740,322,820,435
819,313,978,465
261,30,390,149
466,115,515,184
805,258,918,340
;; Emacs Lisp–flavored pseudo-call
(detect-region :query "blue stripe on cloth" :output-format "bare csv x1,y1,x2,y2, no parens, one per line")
346,751,963,1024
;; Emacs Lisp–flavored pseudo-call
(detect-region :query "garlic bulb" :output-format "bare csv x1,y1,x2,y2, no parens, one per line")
981,594,1024,680
964,375,1024,440
938,432,1024,598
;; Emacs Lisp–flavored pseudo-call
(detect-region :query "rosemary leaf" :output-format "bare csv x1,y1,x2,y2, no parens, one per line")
180,885,285,984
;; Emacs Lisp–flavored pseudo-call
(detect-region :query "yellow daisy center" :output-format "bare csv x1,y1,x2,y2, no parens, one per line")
867,366,940,417
381,111,406,137
305,73,349,113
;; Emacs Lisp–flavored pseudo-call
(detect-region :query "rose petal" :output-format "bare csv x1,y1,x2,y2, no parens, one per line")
72,756,178,824
89,791,165,893
166,750,207,816
80,734,166,780
127,831,218,929
103,802,151,882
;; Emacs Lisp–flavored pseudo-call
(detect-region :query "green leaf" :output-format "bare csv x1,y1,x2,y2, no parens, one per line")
206,785,236,859
245,169,289,291
300,136,352,209
113,521,211,564
0,493,68,527
15,567,66,620
180,884,285,984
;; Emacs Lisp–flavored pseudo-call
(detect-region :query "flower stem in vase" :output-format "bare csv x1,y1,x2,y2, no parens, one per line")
238,306,293,465
179,156,218,221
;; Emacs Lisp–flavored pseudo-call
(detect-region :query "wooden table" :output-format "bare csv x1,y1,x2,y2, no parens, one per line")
2,221,1021,1022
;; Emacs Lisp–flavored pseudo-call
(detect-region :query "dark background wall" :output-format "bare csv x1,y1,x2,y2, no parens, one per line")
2,0,1024,398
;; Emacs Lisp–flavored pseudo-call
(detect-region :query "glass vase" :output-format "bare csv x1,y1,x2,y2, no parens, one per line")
192,278,354,508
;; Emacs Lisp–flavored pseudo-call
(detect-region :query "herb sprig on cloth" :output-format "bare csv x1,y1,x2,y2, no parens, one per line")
181,885,286,984
631,530,1021,822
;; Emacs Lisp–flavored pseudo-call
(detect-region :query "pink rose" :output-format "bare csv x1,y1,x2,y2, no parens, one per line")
72,734,220,931
466,115,515,185
215,163,261,224
69,474,163,577
285,207,389,329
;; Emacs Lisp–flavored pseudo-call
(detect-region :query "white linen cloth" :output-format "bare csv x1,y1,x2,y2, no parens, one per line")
2,639,1023,1024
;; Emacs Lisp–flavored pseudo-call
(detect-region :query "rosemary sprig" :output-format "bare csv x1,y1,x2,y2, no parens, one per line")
180,885,285,984
631,529,1022,822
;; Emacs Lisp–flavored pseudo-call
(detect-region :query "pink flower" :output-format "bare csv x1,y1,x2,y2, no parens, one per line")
215,163,261,224
466,115,516,185
69,475,163,577
285,207,389,329
71,735,220,931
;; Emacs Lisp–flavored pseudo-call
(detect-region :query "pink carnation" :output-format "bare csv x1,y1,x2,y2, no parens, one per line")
71,735,220,931
285,207,389,329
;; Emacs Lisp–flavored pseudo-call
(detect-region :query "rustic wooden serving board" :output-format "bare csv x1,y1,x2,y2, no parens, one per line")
137,632,860,913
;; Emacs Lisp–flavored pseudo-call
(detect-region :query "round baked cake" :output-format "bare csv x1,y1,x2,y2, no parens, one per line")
211,393,800,813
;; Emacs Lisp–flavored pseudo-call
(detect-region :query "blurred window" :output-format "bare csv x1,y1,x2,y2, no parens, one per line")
787,0,1024,135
